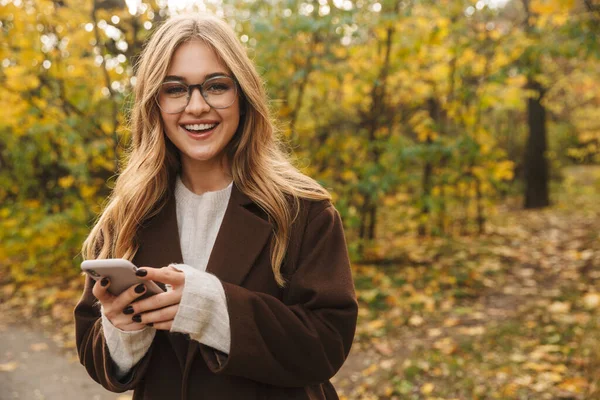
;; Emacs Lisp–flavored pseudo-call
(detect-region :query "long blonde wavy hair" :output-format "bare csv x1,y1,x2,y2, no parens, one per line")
82,14,331,287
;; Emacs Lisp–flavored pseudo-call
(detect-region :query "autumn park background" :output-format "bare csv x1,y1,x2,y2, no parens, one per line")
1,0,600,398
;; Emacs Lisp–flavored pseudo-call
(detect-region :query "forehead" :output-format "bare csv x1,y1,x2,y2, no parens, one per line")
166,39,230,80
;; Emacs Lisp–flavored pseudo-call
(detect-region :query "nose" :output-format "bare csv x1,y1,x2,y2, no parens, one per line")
185,87,211,115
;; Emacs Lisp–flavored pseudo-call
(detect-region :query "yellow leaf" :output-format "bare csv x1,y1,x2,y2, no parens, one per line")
524,362,553,372
420,382,434,395
548,301,571,314
433,337,457,355
408,315,424,327
0,361,18,372
557,377,588,394
366,319,385,331
30,343,49,352
583,293,600,309
443,318,459,327
80,184,97,200
362,364,378,377
458,326,486,336
58,175,75,189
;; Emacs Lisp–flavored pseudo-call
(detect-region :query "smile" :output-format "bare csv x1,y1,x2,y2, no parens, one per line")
182,123,219,133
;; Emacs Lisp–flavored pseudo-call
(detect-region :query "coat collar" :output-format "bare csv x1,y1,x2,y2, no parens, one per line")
133,182,273,287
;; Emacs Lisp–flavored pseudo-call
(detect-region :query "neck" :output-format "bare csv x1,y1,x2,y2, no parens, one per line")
179,156,233,195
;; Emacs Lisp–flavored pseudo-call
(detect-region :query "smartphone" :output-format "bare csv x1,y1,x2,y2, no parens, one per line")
81,258,164,300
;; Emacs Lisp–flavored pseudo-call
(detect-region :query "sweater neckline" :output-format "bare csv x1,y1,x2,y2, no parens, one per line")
175,175,233,204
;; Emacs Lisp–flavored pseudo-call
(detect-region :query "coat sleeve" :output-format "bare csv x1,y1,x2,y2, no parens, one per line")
74,275,154,392
199,203,358,387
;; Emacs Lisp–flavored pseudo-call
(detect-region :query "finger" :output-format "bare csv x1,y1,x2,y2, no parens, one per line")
114,320,149,332
151,320,173,331
92,277,114,304
107,308,149,331
109,313,142,329
136,266,185,286
128,289,182,315
111,282,148,312
133,304,179,325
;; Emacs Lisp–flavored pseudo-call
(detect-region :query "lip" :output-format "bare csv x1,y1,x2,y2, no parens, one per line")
179,120,220,125
180,123,218,140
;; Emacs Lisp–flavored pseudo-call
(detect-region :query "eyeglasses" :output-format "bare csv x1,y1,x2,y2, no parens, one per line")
156,75,238,114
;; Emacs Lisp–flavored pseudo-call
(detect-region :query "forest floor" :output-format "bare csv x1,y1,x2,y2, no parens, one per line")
332,165,600,399
1,166,599,400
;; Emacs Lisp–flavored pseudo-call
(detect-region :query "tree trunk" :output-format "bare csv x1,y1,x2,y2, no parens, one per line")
523,79,550,209
418,97,440,236
475,178,485,234
438,185,446,234
368,203,377,240
418,153,433,237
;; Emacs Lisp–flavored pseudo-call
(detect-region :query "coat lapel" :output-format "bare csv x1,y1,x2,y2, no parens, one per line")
184,183,273,379
134,182,273,285
205,183,273,285
133,192,183,273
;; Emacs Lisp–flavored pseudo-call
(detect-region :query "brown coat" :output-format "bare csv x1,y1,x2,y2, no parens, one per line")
74,184,358,399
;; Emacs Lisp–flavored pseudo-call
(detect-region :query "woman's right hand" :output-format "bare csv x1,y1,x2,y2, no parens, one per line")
92,277,149,331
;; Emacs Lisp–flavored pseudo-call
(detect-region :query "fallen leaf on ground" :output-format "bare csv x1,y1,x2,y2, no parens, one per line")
361,364,378,377
548,301,571,314
0,361,18,372
433,337,457,355
557,377,588,393
366,319,385,331
458,325,486,335
30,342,49,351
583,293,600,309
408,315,424,326
373,341,393,356
420,382,435,394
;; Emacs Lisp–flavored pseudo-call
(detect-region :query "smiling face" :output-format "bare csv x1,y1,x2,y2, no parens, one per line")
159,39,241,172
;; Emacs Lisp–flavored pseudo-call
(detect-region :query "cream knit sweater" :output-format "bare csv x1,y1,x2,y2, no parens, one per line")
101,176,232,378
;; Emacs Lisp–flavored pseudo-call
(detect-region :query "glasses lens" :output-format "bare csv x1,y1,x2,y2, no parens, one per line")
158,82,189,114
202,76,237,109
157,76,238,113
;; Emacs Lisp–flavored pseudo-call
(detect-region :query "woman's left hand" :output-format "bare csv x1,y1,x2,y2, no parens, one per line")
128,265,185,330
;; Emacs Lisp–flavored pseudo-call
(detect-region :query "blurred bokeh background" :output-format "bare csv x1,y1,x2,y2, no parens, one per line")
1,0,600,398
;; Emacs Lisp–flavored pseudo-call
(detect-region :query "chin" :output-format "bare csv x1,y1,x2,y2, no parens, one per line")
183,149,226,164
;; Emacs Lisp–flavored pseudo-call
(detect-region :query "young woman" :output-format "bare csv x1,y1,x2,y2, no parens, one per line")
74,14,358,399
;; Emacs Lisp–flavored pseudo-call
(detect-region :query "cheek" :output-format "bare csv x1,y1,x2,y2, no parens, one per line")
225,104,241,127
161,112,177,128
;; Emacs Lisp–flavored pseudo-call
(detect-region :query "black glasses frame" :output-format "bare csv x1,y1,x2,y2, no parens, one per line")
156,75,238,114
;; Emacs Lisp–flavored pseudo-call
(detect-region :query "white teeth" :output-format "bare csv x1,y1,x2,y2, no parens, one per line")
184,123,217,131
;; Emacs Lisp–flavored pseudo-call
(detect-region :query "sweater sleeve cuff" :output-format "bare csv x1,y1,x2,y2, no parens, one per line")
100,306,156,379
168,263,231,354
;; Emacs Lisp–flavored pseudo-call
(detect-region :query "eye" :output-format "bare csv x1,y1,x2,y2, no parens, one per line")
206,83,230,93
204,78,233,94
161,83,187,96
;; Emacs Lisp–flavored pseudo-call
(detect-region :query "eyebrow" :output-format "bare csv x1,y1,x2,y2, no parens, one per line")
163,72,231,83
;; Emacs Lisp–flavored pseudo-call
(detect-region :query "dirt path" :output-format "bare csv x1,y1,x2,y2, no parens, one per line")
0,316,358,399
0,322,131,400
